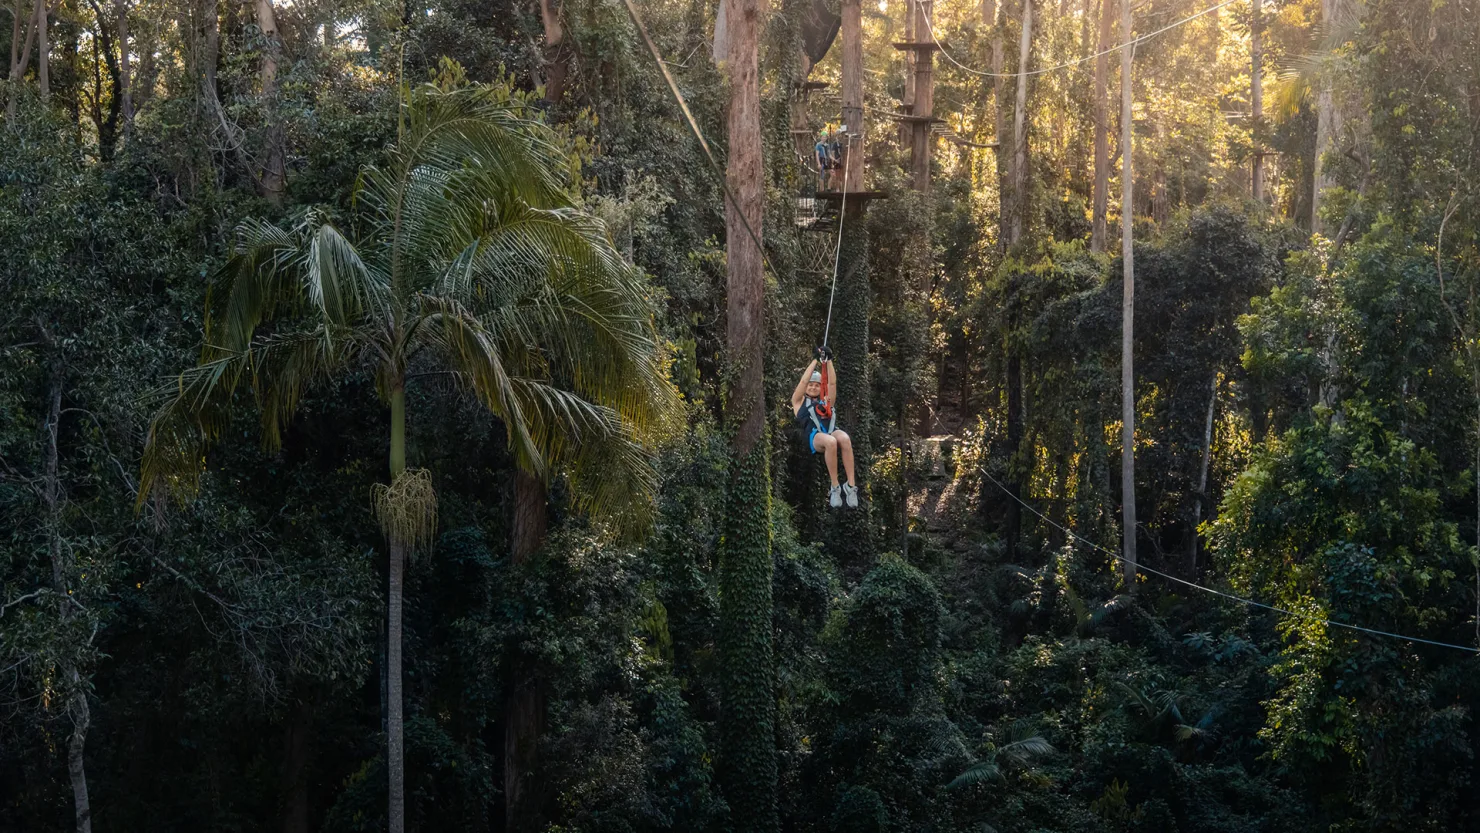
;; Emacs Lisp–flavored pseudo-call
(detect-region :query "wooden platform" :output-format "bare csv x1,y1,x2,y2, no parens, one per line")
892,41,945,51
891,114,946,124
794,80,831,90
814,189,889,202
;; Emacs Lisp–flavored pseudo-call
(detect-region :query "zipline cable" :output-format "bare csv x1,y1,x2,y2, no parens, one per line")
979,467,1480,653
618,0,777,280
918,0,1242,79
822,142,851,348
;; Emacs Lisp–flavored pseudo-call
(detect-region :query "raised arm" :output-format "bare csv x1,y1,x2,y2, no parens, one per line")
825,358,839,411
791,359,818,413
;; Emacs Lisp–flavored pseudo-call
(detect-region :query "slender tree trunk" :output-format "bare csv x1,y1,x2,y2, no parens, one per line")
504,468,548,832
909,0,933,193
1186,374,1216,575
280,700,311,833
720,0,777,824
386,385,406,833
901,0,915,144
1118,0,1135,586
117,0,132,126
1090,0,1112,252
35,0,47,100
1312,0,1342,233
1005,347,1023,556
1250,0,1263,203
1008,0,1031,244
538,0,569,103
41,359,92,833
255,0,285,202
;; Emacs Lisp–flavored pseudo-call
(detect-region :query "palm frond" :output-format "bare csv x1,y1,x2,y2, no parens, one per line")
140,327,365,505
947,760,1003,790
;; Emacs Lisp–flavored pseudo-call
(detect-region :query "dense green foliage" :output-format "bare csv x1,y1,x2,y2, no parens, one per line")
5,0,1480,830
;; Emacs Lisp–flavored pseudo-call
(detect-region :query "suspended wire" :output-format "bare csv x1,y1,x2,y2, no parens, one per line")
822,143,851,347
618,0,777,279
978,468,1480,653
918,0,1242,79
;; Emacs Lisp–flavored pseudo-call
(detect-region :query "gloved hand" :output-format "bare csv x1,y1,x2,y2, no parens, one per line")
815,345,833,362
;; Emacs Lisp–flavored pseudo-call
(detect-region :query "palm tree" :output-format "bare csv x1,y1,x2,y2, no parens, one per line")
140,71,677,833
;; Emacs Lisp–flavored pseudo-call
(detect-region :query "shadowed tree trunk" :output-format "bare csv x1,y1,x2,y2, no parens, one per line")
386,382,407,833
117,0,132,127
41,355,92,833
1186,374,1216,575
1090,0,1113,252
504,467,548,832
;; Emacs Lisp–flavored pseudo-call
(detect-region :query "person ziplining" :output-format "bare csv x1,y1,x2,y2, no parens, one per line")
791,346,858,508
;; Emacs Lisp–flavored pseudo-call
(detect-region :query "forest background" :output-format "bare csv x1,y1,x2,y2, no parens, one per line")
4,0,1480,829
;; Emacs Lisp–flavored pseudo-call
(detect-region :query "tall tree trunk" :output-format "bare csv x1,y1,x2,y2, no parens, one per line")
901,0,915,144
1312,0,1341,233
1186,374,1216,575
1249,0,1263,203
41,359,91,833
1005,347,1023,556
386,384,406,833
116,0,132,126
255,0,285,202
992,0,1006,250
720,0,776,825
909,0,934,193
1118,0,1136,587
1090,0,1112,252
537,0,569,103
504,468,548,833
1008,0,1031,244
280,700,311,833
35,0,47,100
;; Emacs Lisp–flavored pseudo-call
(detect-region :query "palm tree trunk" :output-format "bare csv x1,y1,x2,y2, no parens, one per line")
1090,0,1112,252
386,385,406,833
1118,0,1135,587
505,467,547,832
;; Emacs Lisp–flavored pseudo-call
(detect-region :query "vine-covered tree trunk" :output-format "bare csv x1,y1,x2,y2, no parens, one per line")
538,0,569,103
719,0,776,825
835,216,873,572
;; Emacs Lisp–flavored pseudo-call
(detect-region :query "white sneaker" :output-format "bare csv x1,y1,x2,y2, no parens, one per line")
829,485,843,508
843,483,858,508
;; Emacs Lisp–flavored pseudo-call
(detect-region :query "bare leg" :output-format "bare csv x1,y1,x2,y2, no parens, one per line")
815,433,840,487
834,430,857,486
